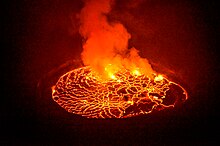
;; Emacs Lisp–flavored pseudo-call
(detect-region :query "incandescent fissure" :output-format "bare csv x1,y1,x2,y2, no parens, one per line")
51,0,188,118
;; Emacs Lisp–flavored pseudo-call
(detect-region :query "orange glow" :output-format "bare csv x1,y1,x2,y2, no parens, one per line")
132,69,140,76
154,75,164,82
79,0,154,78
52,66,188,118
51,0,189,118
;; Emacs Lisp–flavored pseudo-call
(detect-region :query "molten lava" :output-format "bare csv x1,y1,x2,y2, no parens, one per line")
52,66,188,118
51,0,188,118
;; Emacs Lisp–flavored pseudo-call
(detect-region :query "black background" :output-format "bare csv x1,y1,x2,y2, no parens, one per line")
2,0,220,145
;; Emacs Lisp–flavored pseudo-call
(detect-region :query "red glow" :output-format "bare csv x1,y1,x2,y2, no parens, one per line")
52,66,188,118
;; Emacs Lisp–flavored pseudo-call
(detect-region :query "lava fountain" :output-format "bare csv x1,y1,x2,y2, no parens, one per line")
51,0,188,118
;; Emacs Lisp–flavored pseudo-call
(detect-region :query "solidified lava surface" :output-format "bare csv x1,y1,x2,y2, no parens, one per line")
52,66,188,118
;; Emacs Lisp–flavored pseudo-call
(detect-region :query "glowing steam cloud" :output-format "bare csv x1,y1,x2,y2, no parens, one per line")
79,0,154,78
51,0,188,118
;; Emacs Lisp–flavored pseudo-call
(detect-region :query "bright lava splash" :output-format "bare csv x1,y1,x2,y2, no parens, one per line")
52,66,188,118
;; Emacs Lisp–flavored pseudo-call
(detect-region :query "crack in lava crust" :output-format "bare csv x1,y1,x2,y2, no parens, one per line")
52,66,188,118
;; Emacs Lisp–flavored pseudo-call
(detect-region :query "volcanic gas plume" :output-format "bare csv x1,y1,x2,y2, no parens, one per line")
79,0,154,78
51,0,188,118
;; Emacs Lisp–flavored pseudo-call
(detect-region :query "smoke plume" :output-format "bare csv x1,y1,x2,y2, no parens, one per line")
79,0,154,78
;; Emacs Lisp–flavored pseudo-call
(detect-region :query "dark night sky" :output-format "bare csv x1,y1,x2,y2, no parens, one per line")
2,0,220,145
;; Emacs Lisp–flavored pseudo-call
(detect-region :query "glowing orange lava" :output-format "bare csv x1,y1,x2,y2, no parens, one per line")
52,66,188,118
